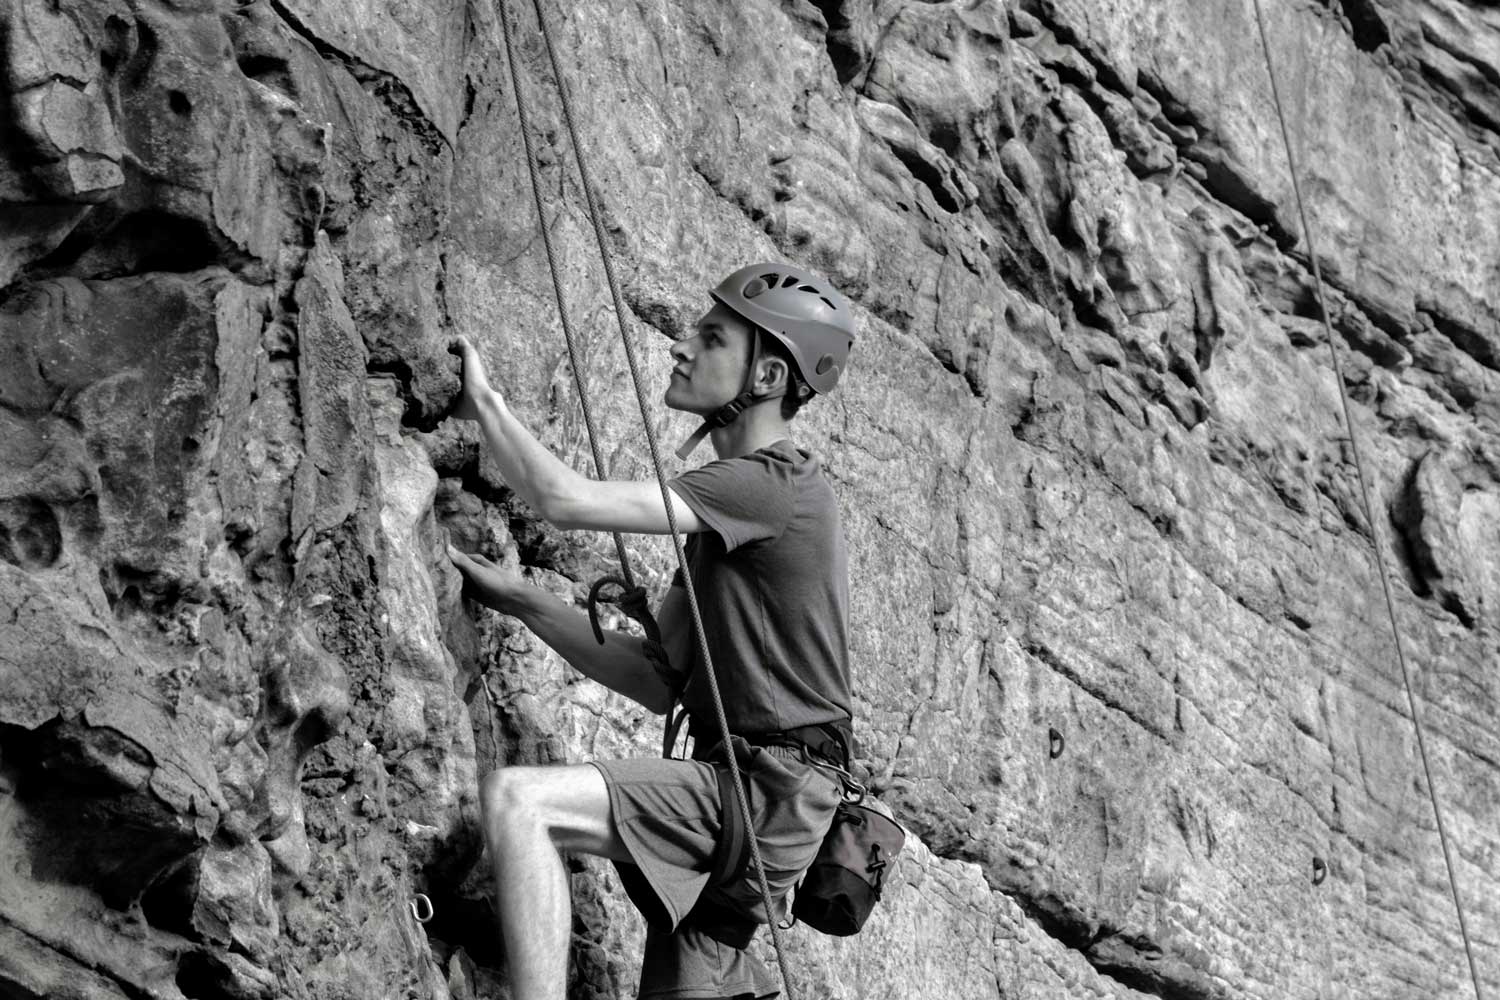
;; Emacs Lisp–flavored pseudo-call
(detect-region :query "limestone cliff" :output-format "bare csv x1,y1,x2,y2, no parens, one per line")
1,0,1497,998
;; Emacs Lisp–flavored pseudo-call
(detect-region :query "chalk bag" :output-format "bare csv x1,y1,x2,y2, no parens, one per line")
792,796,906,936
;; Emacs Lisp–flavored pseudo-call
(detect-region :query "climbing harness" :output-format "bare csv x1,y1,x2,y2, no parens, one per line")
687,721,910,941
698,720,860,888
1250,4,1485,998
493,0,801,993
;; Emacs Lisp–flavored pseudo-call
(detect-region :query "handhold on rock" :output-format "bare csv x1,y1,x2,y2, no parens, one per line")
0,497,62,569
174,949,278,1000
1397,448,1499,628
250,614,350,841
5,714,211,908
1312,856,1327,886
140,843,278,960
1048,727,1065,759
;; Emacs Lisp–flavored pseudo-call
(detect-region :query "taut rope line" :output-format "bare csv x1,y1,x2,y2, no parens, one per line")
493,0,636,594
495,0,801,993
1250,3,1485,997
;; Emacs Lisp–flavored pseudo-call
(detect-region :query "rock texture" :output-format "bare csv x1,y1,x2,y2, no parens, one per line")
1,0,1497,998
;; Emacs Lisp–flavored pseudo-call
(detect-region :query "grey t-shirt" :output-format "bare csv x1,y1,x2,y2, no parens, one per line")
667,439,851,734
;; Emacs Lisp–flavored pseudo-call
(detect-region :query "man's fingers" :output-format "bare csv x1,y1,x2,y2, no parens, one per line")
446,543,519,614
447,544,498,571
458,337,484,367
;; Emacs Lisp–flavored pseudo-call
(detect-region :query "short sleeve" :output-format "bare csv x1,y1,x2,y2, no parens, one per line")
668,448,797,551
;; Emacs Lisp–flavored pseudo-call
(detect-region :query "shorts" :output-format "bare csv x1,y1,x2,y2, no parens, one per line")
591,745,842,1000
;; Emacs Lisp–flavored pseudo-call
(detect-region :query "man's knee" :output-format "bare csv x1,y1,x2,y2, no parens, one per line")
479,767,539,843
478,764,621,859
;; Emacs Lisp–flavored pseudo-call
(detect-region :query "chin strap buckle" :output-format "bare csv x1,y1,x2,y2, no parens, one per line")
674,390,759,460
709,395,751,427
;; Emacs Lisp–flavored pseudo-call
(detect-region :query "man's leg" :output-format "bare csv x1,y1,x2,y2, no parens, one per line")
478,763,631,1000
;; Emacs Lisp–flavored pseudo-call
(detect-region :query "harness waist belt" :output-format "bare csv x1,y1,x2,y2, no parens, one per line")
699,717,855,896
691,717,854,770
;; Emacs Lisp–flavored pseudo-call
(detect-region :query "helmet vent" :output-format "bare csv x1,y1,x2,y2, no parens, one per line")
781,274,799,288
743,277,769,299
816,353,836,375
821,296,836,310
760,272,781,285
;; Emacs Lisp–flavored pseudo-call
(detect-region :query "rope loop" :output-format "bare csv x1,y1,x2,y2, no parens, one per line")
587,575,661,644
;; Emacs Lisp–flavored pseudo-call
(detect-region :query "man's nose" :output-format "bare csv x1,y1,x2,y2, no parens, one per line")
670,338,691,362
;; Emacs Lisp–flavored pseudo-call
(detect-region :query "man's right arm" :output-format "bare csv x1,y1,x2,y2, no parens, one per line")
456,345,588,525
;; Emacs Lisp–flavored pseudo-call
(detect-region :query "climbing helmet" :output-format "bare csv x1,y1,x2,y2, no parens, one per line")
709,262,856,396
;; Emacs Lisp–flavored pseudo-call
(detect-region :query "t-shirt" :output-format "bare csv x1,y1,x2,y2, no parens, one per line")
666,439,851,734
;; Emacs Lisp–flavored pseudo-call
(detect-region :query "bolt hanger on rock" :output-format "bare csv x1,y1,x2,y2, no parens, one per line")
409,893,435,924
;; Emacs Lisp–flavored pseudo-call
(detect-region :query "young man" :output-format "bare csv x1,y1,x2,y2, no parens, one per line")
447,263,857,1000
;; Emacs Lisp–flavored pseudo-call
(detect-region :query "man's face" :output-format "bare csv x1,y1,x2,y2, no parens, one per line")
665,302,756,415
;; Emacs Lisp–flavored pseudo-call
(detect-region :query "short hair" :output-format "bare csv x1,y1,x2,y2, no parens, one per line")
760,333,812,419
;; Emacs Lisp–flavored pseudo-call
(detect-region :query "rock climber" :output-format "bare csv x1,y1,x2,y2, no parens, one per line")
446,262,857,1000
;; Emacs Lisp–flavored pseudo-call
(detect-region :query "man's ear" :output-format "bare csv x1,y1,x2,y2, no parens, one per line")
757,355,790,394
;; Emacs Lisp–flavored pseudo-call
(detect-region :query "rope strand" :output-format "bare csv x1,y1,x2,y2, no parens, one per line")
1250,4,1485,998
495,0,636,591
497,0,799,992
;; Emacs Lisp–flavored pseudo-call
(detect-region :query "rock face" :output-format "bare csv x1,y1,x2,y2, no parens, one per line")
1,0,1497,998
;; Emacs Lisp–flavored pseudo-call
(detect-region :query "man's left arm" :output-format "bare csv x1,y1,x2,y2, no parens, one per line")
450,547,675,714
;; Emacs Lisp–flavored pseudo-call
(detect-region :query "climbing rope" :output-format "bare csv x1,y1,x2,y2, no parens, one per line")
491,0,661,651
494,0,800,994
1250,4,1485,998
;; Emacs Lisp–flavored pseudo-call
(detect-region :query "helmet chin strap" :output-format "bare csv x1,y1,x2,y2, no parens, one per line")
675,327,785,460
